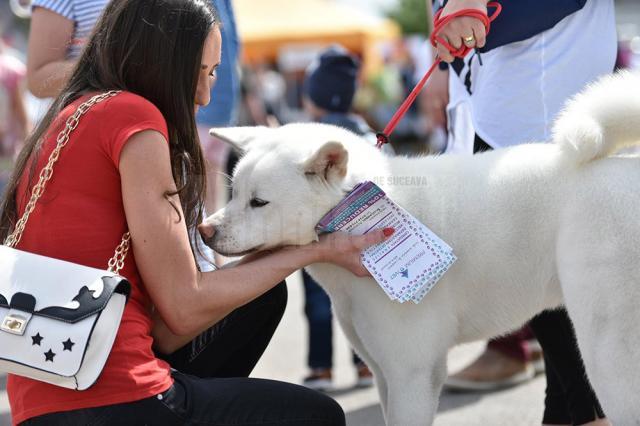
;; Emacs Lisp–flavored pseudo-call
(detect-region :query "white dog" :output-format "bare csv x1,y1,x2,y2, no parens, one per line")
204,71,640,425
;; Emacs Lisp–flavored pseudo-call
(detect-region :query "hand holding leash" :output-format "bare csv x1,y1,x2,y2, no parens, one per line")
434,0,489,62
376,1,501,148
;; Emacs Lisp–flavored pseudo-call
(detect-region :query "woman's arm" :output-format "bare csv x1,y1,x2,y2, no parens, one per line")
120,130,389,352
151,230,385,354
27,7,76,98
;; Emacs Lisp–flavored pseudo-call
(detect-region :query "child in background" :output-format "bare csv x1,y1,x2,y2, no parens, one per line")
300,45,377,391
303,46,373,138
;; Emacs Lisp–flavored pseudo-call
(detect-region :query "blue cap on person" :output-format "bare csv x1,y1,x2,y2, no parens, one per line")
304,45,359,113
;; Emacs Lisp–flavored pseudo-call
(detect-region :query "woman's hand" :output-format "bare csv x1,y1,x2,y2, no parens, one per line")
315,228,394,277
435,0,488,63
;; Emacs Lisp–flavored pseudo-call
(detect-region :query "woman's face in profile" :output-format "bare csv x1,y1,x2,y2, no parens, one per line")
195,27,222,111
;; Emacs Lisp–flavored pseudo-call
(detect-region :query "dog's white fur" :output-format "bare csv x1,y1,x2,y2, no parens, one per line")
205,71,640,425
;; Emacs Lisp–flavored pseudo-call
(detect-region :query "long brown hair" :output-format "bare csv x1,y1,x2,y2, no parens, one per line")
0,0,218,252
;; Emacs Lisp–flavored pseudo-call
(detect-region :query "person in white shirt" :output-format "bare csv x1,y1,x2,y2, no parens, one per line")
423,1,615,425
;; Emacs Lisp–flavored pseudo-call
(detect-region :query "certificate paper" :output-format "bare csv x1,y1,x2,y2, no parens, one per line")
316,181,456,304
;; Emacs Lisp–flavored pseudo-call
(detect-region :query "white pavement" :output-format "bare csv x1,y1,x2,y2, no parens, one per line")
0,271,546,426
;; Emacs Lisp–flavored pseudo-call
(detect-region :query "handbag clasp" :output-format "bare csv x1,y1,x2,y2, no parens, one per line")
1,314,28,335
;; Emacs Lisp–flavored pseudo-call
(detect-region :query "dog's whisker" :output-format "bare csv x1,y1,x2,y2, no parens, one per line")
216,171,233,180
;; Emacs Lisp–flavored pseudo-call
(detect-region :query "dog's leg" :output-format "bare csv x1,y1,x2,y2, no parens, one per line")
339,317,390,420
331,298,391,420
369,361,389,421
563,279,640,424
383,351,446,426
345,330,391,422
343,328,391,422
344,284,455,425
558,219,640,424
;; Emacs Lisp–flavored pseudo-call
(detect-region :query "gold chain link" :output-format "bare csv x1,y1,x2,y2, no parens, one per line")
107,231,131,274
4,91,131,275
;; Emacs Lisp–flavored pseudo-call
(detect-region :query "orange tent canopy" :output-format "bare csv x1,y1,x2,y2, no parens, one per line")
233,0,400,74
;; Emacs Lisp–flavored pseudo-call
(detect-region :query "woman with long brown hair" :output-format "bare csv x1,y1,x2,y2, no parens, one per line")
2,0,390,424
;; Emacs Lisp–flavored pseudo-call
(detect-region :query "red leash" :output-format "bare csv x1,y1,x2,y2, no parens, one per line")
376,2,502,149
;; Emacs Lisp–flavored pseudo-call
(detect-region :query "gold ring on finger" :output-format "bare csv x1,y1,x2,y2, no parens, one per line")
463,35,475,44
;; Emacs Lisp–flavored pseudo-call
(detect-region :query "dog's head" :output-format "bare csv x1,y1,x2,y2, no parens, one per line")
201,123,369,256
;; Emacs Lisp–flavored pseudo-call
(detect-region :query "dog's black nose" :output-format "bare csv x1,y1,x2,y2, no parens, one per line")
198,222,215,240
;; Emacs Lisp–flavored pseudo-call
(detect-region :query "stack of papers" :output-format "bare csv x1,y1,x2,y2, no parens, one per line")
316,181,456,304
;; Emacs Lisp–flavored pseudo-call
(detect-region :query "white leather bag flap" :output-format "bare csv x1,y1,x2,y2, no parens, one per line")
0,246,130,377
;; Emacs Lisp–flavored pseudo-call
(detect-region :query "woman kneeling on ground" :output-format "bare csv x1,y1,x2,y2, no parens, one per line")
1,0,390,424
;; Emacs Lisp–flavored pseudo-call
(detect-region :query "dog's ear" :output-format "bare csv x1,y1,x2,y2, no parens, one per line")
209,126,269,153
303,141,348,184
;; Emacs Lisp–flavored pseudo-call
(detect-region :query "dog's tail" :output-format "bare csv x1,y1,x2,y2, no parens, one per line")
553,71,640,165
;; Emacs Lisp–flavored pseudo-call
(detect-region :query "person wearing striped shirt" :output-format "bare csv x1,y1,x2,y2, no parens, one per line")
27,0,108,98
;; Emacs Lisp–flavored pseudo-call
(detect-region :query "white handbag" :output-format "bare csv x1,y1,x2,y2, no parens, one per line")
0,91,132,390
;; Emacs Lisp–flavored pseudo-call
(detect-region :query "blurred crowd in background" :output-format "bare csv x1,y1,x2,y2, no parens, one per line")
1,0,639,195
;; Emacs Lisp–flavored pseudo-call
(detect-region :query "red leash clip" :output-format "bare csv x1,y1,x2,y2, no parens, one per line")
376,2,502,149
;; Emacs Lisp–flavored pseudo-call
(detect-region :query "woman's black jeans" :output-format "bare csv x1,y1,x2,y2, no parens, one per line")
22,282,346,426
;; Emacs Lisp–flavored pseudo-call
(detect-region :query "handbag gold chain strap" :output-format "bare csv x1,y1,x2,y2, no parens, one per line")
4,91,130,275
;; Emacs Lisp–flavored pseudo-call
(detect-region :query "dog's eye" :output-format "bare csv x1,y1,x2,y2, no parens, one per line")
250,198,269,208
